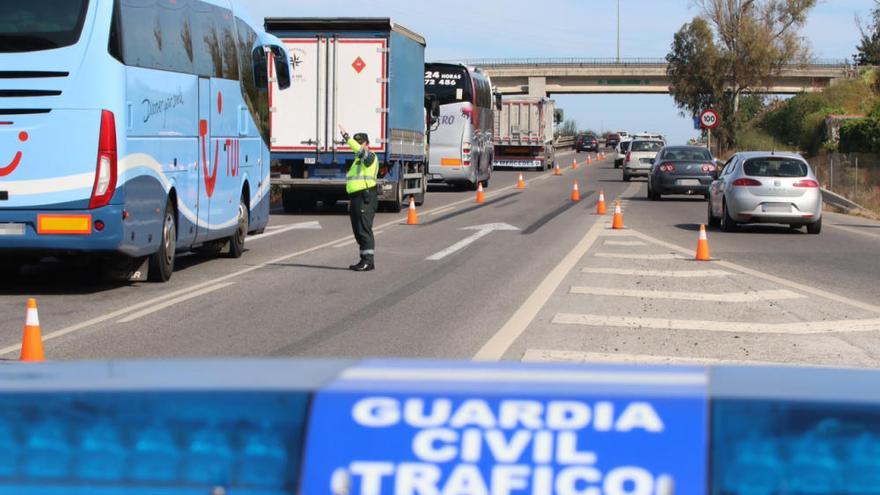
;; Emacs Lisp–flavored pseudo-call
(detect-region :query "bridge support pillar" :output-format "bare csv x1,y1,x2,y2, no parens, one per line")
528,77,547,98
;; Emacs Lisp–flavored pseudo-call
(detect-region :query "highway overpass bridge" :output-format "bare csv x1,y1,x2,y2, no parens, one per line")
463,58,853,97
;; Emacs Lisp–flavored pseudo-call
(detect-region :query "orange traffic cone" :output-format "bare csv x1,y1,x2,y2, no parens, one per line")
571,180,581,202
20,298,44,362
406,196,418,225
517,173,525,189
612,201,625,229
476,182,485,204
572,159,578,170
596,190,607,215
587,155,593,165
695,224,711,261
554,163,561,176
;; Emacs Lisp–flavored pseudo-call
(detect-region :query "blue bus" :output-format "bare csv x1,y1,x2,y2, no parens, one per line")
0,0,291,282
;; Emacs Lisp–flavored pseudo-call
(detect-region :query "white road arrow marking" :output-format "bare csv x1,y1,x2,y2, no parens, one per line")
426,223,520,261
248,221,322,242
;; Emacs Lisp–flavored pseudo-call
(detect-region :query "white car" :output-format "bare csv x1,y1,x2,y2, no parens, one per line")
615,138,632,169
622,139,664,181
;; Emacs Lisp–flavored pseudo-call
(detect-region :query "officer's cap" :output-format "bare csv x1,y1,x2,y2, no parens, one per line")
353,133,370,144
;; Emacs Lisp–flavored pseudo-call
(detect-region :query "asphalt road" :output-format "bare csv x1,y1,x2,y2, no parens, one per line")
2,150,880,367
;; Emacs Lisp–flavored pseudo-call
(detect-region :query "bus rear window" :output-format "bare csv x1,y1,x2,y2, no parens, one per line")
425,66,472,106
0,0,89,52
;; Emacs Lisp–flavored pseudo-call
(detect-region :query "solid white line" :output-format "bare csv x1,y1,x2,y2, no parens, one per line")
594,252,685,260
473,219,606,360
522,349,783,367
341,367,707,386
628,229,880,315
247,221,321,242
472,181,641,360
569,287,804,302
603,240,646,246
118,283,235,323
551,313,880,334
826,223,880,241
581,267,730,278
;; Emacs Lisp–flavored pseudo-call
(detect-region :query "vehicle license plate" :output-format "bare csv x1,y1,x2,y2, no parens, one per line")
762,203,791,213
304,157,317,165
678,179,701,186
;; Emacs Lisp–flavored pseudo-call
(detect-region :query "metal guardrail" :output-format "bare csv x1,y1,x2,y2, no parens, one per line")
451,57,851,69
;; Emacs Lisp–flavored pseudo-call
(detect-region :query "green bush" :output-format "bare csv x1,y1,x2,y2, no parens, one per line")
839,118,880,153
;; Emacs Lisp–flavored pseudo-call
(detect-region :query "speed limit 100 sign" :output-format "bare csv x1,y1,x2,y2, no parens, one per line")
700,109,719,129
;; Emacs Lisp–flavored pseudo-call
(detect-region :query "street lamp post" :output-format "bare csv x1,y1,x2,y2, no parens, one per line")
617,0,620,62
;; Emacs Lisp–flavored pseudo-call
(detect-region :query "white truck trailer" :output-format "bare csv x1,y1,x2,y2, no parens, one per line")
492,97,557,171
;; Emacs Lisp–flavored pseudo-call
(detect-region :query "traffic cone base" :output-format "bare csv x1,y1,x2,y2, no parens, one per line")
20,298,45,362
476,182,485,204
571,180,581,202
696,224,711,261
612,202,625,230
596,190,607,215
406,197,419,225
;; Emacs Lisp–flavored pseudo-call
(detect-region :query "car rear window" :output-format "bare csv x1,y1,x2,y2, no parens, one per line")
631,141,663,152
743,158,808,177
663,148,712,161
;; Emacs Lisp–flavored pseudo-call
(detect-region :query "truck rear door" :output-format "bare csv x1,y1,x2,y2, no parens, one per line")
270,37,387,160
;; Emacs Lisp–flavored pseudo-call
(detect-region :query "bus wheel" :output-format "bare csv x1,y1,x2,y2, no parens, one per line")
226,198,248,258
148,199,176,282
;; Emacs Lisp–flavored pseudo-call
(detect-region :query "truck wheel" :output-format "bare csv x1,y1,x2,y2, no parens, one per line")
148,199,176,282
225,197,248,258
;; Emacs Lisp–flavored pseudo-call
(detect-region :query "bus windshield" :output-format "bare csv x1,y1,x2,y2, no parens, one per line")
425,65,473,106
0,0,89,52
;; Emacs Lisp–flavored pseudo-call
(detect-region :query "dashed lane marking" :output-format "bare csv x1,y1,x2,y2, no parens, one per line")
551,313,880,334
568,287,804,302
603,240,646,246
581,267,730,278
522,349,785,367
594,252,686,260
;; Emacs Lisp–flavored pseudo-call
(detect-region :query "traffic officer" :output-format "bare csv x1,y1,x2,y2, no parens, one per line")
339,125,378,272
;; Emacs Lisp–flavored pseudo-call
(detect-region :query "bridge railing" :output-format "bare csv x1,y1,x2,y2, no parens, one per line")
451,57,850,69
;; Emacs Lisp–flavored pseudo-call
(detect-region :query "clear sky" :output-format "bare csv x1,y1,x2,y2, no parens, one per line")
239,0,872,145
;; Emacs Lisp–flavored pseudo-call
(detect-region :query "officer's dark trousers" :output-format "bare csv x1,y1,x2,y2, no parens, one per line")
348,187,377,263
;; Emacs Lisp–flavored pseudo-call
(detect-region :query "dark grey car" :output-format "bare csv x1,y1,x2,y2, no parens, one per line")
647,146,718,200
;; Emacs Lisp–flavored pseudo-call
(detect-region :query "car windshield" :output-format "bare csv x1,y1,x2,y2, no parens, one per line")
663,148,712,161
743,157,808,177
631,140,663,152
0,0,88,52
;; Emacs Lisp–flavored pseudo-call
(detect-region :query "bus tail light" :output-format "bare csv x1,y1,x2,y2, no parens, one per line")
89,110,118,209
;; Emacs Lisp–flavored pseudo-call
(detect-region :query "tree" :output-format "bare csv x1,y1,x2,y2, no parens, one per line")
557,119,578,137
855,1,880,66
667,0,816,149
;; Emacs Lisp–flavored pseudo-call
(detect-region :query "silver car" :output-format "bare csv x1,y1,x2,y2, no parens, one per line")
622,139,664,181
708,152,822,234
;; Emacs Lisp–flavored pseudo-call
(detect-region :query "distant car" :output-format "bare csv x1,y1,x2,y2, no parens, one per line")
647,146,718,200
622,139,664,181
575,133,599,152
707,152,822,234
606,133,621,149
614,139,631,169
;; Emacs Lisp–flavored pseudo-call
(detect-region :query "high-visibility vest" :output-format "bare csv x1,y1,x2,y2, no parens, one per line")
345,137,379,195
